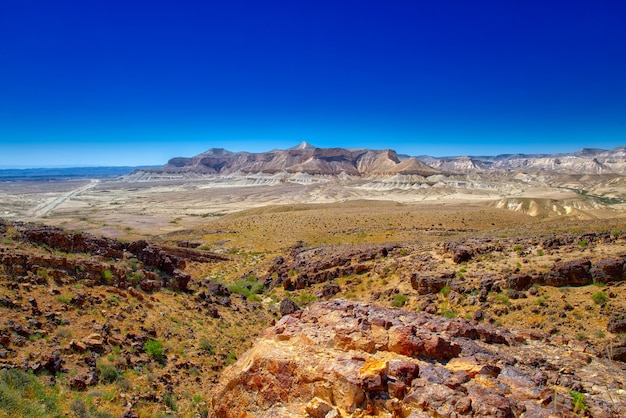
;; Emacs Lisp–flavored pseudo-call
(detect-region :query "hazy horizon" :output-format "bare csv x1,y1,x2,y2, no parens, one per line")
2,1,625,167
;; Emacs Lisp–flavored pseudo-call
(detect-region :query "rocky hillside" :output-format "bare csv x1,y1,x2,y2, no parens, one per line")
419,147,626,174
2,215,626,417
211,299,625,417
134,142,441,177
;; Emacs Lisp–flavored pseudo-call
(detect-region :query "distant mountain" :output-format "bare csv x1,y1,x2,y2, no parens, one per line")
418,147,626,174
143,142,441,177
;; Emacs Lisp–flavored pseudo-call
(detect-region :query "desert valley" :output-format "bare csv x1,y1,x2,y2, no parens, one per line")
0,144,625,417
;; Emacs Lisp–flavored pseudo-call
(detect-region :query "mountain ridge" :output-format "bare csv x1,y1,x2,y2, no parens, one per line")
141,144,626,177
152,144,442,177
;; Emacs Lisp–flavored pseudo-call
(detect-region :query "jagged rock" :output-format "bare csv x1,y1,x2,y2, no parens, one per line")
271,244,395,290
211,299,626,417
542,259,592,286
42,351,65,374
69,340,87,352
305,397,335,418
279,298,300,316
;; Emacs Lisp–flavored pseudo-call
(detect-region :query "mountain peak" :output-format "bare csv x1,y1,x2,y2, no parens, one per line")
291,141,316,150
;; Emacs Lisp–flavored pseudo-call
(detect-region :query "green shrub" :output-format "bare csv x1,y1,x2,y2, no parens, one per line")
297,292,317,306
569,390,588,414
592,291,607,305
391,294,408,308
55,294,72,305
578,239,588,248
101,269,113,282
226,351,237,365
98,365,119,383
145,339,165,361
442,310,456,318
440,285,451,297
227,275,266,300
495,294,511,306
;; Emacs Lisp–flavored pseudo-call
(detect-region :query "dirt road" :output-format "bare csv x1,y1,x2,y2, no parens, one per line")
30,179,99,218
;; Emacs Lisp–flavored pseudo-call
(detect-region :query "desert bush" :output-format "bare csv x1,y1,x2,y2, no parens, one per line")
145,339,165,361
101,269,113,282
227,275,265,300
164,393,178,411
70,399,88,418
391,294,408,308
98,365,119,384
592,291,607,305
226,351,237,365
495,294,511,306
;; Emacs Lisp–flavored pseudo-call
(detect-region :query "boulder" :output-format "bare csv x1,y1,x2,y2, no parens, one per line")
591,258,625,284
410,272,455,295
542,259,592,286
279,298,300,316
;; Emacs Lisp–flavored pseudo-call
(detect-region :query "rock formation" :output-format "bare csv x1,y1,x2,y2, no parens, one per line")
211,299,626,417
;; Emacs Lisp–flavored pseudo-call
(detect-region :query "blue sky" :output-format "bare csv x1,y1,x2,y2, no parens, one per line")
1,1,625,167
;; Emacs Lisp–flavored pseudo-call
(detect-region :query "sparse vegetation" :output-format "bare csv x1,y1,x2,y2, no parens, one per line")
592,291,607,305
569,390,588,414
145,339,165,361
227,274,265,301
391,294,408,308
0,369,60,417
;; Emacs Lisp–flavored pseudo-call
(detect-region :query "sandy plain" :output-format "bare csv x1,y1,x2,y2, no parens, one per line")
1,172,625,244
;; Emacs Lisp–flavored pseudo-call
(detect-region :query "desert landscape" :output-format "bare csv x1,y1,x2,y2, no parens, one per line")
0,144,626,417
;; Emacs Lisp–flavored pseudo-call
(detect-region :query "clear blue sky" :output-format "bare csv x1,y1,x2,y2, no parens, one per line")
1,1,625,167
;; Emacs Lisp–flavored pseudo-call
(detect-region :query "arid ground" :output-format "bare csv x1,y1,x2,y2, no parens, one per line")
1,174,625,417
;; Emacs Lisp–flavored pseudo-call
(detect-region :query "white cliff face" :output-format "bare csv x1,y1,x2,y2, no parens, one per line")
419,147,626,174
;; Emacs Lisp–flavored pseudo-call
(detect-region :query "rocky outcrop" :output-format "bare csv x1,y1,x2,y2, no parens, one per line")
268,243,396,291
1,221,229,292
211,299,626,417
